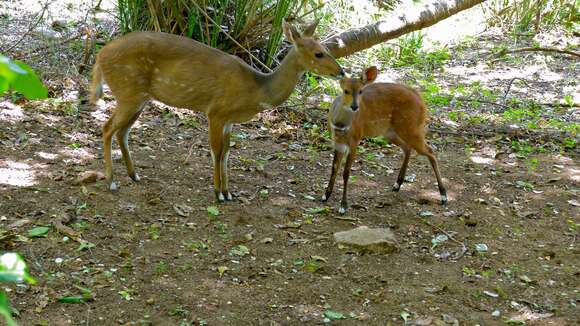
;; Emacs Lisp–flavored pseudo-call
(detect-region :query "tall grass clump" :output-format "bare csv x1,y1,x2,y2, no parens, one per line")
483,0,579,33
117,0,312,69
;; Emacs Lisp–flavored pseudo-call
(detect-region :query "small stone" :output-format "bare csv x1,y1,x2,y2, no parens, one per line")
475,244,488,252
261,237,273,244
146,298,155,305
333,226,397,253
483,290,499,298
491,310,501,317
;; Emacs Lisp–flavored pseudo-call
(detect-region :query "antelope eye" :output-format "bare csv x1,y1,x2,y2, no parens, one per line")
315,52,324,58
359,90,363,94
344,90,350,95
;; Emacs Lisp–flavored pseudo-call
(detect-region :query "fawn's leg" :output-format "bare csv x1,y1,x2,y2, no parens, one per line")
322,149,345,202
386,130,412,192
339,147,356,214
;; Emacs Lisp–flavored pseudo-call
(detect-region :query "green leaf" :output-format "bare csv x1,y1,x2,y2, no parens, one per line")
77,242,96,251
0,253,36,285
28,226,50,238
11,60,48,99
0,55,47,99
323,310,344,320
57,296,85,304
0,292,17,326
217,266,228,277
303,262,321,273
207,206,219,217
400,311,411,322
229,245,250,257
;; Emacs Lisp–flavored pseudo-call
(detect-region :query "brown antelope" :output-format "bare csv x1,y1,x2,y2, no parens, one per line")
322,66,447,214
90,21,344,201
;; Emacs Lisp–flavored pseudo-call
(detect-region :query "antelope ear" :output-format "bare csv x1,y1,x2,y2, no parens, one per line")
302,19,319,38
362,66,378,84
282,20,301,43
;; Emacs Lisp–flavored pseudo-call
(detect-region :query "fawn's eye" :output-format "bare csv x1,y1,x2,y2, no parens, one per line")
359,90,363,94
315,52,324,58
344,90,350,95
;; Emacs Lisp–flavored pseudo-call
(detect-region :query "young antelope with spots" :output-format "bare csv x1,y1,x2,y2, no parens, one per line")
322,66,447,214
90,21,344,201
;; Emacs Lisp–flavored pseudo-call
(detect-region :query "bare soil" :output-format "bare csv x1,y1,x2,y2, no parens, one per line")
1,91,579,325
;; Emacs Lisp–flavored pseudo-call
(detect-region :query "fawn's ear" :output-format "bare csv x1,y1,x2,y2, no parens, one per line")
283,20,302,43
302,19,319,38
362,66,378,84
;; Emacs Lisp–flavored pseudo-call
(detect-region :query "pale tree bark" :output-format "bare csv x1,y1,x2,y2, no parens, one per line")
323,0,486,58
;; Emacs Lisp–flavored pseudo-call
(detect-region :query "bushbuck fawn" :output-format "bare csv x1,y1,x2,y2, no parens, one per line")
90,21,344,201
322,66,447,214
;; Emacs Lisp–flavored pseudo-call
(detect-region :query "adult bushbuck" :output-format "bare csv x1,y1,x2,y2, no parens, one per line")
90,21,344,201
322,66,447,214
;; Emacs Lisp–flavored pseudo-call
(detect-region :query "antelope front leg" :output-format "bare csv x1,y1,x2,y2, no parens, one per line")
220,123,233,201
322,149,344,202
339,148,356,214
208,119,226,202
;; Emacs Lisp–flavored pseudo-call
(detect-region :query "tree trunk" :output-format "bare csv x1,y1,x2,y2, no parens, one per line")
323,0,486,58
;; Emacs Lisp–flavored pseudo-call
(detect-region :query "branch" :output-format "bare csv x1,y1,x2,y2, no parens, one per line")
497,46,580,59
1,1,50,53
323,0,485,58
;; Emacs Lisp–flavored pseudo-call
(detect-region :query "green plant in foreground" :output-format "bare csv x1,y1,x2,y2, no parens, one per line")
0,253,36,326
0,54,47,99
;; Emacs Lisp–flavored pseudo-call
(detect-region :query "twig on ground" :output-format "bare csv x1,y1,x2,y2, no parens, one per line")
421,218,467,260
18,31,84,59
1,1,51,53
78,28,95,73
503,77,529,102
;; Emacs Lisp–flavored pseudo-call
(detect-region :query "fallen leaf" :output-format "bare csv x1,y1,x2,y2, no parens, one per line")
28,226,50,238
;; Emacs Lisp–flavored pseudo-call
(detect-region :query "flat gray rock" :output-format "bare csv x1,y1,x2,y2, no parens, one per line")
333,226,398,253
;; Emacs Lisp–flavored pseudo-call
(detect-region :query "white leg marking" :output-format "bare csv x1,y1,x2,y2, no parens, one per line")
334,143,349,154
223,123,233,136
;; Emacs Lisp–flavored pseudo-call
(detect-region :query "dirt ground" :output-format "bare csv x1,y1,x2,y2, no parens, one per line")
1,86,578,325
1,1,579,325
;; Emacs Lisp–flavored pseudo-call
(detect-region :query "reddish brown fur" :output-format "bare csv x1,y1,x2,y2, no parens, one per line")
323,67,447,213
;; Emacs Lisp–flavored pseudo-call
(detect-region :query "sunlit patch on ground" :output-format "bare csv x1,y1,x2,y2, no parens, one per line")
58,147,95,164
0,160,37,187
35,151,59,160
0,101,24,122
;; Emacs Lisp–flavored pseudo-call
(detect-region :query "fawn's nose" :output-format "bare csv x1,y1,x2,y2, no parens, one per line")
337,67,345,78
350,103,359,111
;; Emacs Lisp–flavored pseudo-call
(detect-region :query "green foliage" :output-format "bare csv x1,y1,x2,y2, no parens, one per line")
117,0,308,68
483,0,579,32
0,54,47,99
0,253,36,326
378,33,450,71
